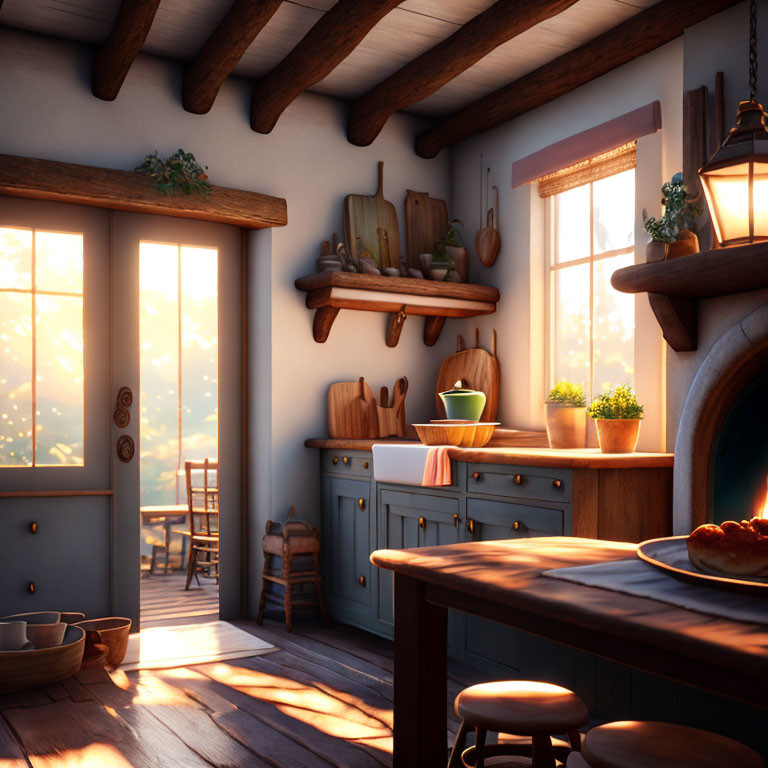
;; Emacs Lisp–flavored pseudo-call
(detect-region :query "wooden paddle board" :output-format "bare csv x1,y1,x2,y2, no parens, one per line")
328,378,378,438
435,329,500,422
344,162,400,270
405,190,448,271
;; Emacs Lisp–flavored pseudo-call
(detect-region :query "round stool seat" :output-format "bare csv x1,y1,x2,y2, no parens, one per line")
455,680,589,735
582,721,765,768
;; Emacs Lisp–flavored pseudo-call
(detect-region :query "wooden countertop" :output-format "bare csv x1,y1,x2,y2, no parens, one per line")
306,434,674,469
371,537,768,708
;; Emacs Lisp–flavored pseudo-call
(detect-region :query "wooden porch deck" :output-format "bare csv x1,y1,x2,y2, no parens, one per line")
0,620,483,767
140,572,219,629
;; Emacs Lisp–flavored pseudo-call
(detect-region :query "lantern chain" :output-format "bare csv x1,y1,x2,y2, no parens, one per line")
750,0,758,102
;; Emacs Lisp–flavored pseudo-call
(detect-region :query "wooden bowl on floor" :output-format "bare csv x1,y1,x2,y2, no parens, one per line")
413,421,499,448
74,618,132,667
0,625,85,694
1,612,65,649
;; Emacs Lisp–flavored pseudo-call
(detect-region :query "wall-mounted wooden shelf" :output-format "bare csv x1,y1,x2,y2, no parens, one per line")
0,154,287,229
295,271,500,347
611,242,768,351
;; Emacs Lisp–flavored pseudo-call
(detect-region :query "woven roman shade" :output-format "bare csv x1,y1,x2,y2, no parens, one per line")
537,141,636,198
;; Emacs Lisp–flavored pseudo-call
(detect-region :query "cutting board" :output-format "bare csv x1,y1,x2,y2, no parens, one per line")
405,190,448,270
344,162,400,270
328,378,378,438
435,329,500,422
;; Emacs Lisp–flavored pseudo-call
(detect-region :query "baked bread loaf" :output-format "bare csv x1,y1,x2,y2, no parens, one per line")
687,517,768,578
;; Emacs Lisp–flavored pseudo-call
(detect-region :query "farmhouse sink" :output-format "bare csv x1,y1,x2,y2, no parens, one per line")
372,443,432,485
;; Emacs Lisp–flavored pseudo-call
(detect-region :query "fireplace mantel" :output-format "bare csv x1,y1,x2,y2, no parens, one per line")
611,242,768,351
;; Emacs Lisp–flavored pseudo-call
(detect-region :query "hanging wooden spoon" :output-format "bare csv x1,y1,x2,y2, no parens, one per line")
476,183,500,267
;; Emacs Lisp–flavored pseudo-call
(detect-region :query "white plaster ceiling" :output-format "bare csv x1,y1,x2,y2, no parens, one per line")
0,0,662,116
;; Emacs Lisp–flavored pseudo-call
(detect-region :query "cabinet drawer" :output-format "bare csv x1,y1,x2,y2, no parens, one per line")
466,463,571,503
465,497,564,539
322,449,372,478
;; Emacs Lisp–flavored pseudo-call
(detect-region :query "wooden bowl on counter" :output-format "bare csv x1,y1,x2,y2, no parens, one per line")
0,625,85,694
413,421,499,448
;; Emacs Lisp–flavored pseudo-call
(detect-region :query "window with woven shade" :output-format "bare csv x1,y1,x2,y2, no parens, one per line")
542,145,636,402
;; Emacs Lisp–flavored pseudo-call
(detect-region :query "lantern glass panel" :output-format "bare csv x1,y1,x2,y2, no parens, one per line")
752,162,768,238
702,162,751,244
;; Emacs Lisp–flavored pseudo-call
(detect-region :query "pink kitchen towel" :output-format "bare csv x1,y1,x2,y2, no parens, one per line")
422,446,452,486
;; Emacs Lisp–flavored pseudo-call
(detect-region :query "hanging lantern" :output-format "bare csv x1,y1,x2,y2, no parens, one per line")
699,0,768,246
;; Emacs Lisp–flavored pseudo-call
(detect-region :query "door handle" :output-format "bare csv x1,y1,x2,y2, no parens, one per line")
418,516,426,530
512,474,523,485
342,456,350,465
552,479,562,489
466,518,475,535
472,472,482,481
513,521,521,531
453,513,459,527
358,575,366,587
358,498,366,511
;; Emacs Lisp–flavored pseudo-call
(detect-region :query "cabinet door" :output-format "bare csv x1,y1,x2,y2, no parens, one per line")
458,498,564,674
323,476,372,608
377,489,460,627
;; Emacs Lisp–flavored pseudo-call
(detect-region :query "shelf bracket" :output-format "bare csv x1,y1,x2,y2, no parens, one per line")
424,316,446,346
313,307,340,343
648,293,697,351
387,307,407,347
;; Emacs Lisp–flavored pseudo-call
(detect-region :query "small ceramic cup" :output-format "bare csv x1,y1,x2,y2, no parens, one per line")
1,612,65,649
0,621,28,651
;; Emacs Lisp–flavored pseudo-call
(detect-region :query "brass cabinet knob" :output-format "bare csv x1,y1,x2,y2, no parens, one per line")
472,472,482,481
342,456,350,465
418,516,426,530
332,457,339,465
552,479,562,489
512,474,523,485
359,575,366,587
358,498,366,511
28,582,35,593
30,521,38,533
513,521,521,531
453,513,459,527
363,461,369,469
467,518,476,534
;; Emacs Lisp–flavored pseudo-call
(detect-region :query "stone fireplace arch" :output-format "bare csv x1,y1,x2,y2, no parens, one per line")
674,303,768,533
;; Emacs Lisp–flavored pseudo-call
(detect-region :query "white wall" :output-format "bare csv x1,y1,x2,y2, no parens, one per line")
449,38,684,451
0,29,452,615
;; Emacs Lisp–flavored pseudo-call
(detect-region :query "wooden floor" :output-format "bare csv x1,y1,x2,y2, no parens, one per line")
140,572,219,629
0,620,486,767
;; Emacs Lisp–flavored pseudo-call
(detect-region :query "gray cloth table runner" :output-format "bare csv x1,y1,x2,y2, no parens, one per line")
543,558,768,625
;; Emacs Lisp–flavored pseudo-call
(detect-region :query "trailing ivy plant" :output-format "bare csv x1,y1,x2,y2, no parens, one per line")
433,219,464,266
588,385,644,420
547,380,586,407
643,172,701,243
136,149,211,196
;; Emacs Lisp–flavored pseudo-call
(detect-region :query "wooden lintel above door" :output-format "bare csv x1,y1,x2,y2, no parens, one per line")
0,154,287,229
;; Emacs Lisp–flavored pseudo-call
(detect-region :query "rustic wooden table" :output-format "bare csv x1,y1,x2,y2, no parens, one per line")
371,536,768,768
140,504,189,573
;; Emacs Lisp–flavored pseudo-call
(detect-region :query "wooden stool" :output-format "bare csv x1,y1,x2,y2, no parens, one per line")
256,508,329,632
449,680,588,768
580,721,765,768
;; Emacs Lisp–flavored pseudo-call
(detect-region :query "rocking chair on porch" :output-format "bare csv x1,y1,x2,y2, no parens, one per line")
183,459,219,590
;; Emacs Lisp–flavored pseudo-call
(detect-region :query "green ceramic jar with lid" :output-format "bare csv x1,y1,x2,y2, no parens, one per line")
438,380,486,422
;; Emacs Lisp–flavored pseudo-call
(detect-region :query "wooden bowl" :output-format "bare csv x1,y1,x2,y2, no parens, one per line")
74,618,132,667
413,421,499,448
0,612,65,649
0,625,85,694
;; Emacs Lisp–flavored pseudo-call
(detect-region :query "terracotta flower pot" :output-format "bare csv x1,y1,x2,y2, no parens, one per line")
545,404,587,449
594,419,642,453
665,229,699,260
75,618,131,668
645,241,666,263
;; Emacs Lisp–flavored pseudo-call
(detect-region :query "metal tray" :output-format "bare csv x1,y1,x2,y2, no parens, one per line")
637,535,768,595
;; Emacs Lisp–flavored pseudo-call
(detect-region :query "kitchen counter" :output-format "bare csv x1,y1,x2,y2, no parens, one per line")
306,432,674,469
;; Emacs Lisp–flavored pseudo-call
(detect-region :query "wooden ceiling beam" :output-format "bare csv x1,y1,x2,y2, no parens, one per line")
347,0,579,147
415,0,743,158
183,0,283,115
250,0,401,135
92,0,160,101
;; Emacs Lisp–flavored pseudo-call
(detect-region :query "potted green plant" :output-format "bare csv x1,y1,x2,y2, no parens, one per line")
435,220,468,281
643,172,701,261
136,149,211,196
546,380,587,449
588,385,644,453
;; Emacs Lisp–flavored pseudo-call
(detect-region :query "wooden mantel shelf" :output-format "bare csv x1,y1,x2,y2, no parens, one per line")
295,271,500,347
0,154,287,229
611,242,768,351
